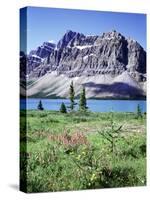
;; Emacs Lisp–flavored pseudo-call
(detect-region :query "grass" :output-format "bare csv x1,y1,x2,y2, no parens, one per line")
20,110,146,193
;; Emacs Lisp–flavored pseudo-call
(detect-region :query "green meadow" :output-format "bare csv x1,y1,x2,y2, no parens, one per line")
20,110,146,193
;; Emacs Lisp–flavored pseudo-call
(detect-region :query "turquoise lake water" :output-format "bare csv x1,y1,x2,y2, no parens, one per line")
20,98,146,113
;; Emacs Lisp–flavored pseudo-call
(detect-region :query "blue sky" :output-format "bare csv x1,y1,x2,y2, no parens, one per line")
21,7,146,53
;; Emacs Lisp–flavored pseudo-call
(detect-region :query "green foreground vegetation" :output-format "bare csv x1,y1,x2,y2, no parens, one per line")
20,110,146,193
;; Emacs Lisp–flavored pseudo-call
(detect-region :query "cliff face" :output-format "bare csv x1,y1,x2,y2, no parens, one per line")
20,30,146,99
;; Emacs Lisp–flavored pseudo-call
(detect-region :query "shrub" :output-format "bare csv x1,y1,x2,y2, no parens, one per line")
99,165,139,188
48,131,89,148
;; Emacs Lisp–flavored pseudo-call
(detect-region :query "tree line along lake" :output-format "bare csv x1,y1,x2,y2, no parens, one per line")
20,98,146,113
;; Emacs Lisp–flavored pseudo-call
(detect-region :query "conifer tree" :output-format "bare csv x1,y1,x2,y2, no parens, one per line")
37,100,44,110
137,104,142,118
69,81,75,111
60,102,67,113
79,87,87,111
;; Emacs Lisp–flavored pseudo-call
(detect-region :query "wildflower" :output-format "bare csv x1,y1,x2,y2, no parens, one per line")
77,155,81,160
90,173,97,181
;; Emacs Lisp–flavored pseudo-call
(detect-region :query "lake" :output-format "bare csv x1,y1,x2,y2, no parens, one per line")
20,98,146,113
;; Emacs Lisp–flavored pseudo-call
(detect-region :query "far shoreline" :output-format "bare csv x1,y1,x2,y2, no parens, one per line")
20,96,146,101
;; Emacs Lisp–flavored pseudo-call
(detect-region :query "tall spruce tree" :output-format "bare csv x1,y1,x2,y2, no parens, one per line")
69,81,75,111
79,87,87,111
37,100,44,110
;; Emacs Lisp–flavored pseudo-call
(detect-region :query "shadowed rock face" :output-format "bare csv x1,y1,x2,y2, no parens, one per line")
83,82,143,98
20,30,146,99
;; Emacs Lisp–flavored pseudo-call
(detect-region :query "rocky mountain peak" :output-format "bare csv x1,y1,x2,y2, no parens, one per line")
26,41,56,76
25,30,146,83
29,41,56,58
57,30,86,49
102,30,124,39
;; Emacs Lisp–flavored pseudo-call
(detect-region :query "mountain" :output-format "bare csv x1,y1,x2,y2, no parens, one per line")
20,30,146,99
26,41,56,75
